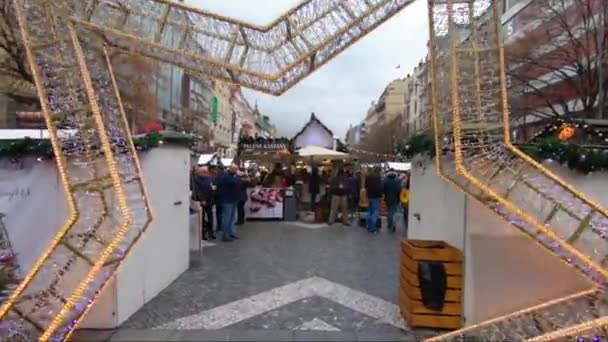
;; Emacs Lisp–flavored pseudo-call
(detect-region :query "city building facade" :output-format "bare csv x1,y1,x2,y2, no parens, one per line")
502,0,607,141
366,79,407,129
405,60,431,136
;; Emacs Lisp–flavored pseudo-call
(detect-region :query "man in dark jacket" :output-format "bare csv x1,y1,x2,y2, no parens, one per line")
194,166,216,240
328,168,349,225
365,167,383,234
308,166,321,211
236,171,253,225
212,165,224,233
383,170,402,233
217,164,241,241
347,170,360,217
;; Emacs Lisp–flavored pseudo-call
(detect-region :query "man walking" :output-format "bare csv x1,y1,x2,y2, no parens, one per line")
383,169,402,233
365,167,383,234
193,166,216,240
217,164,241,242
328,168,349,225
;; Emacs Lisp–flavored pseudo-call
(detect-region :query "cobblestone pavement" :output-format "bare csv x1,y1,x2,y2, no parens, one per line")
72,328,438,341
107,220,441,340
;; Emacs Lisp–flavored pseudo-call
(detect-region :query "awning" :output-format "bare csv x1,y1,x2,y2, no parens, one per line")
197,153,218,165
386,162,411,172
296,145,352,161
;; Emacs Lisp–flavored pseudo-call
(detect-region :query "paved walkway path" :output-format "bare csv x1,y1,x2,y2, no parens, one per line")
75,220,440,341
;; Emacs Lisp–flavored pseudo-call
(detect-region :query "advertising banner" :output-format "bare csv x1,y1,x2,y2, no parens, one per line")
246,187,284,219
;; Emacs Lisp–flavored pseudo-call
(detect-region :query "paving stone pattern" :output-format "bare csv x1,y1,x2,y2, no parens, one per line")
74,220,442,341
72,328,425,341
123,221,406,329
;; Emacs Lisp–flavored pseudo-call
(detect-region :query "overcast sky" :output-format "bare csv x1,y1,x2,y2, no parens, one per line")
185,0,429,138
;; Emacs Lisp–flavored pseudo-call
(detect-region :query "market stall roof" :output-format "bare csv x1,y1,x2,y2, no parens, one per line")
386,162,411,172
296,145,352,161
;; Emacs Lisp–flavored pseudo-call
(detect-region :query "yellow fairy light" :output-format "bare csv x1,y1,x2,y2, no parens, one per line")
0,0,79,323
425,0,608,341
40,23,135,341
63,44,155,342
4,0,606,340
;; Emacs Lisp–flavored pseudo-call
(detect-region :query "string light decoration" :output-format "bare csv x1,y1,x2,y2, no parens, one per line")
528,118,608,144
0,0,424,340
77,0,418,95
427,0,608,341
0,1,153,340
2,0,606,341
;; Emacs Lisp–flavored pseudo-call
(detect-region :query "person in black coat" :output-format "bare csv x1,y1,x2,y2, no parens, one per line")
217,164,241,241
212,165,224,233
308,166,321,211
236,171,253,225
365,167,383,234
193,166,216,240
347,170,360,215
383,170,402,233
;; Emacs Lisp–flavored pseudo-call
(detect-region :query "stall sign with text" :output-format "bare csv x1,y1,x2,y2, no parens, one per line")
239,142,288,152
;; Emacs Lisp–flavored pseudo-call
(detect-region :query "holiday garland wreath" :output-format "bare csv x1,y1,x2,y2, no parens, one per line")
0,131,194,160
396,134,608,174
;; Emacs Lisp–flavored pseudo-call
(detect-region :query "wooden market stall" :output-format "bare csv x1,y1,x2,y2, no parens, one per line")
237,137,291,220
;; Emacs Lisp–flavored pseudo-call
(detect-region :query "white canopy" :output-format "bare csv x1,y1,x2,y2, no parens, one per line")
296,145,352,161
197,153,217,165
221,158,233,166
386,162,411,172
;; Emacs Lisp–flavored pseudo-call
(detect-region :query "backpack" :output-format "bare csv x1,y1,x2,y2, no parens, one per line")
400,188,409,206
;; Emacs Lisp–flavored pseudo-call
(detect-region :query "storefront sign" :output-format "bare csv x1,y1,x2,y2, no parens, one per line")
239,142,288,152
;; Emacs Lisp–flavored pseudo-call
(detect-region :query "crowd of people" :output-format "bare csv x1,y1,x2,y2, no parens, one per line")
191,163,249,242
190,162,295,242
322,166,410,235
190,161,411,242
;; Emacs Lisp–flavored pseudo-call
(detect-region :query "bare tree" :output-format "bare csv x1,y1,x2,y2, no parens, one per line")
506,0,608,123
357,117,404,161
0,0,37,107
1,0,160,131
108,50,160,133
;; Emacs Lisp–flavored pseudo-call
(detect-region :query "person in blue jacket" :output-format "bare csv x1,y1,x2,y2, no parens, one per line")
217,163,241,241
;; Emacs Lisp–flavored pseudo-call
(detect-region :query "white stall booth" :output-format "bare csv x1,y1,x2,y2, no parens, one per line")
407,156,596,326
0,137,192,329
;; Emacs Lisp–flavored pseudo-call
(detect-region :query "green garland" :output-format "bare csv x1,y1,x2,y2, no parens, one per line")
397,134,608,174
0,131,191,159
519,137,608,174
398,133,436,158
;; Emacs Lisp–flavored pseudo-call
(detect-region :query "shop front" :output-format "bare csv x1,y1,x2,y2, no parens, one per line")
237,137,292,220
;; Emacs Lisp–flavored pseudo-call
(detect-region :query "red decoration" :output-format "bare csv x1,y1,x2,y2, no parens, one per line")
145,121,163,134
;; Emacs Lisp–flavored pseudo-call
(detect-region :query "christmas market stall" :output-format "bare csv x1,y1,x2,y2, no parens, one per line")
237,137,292,220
